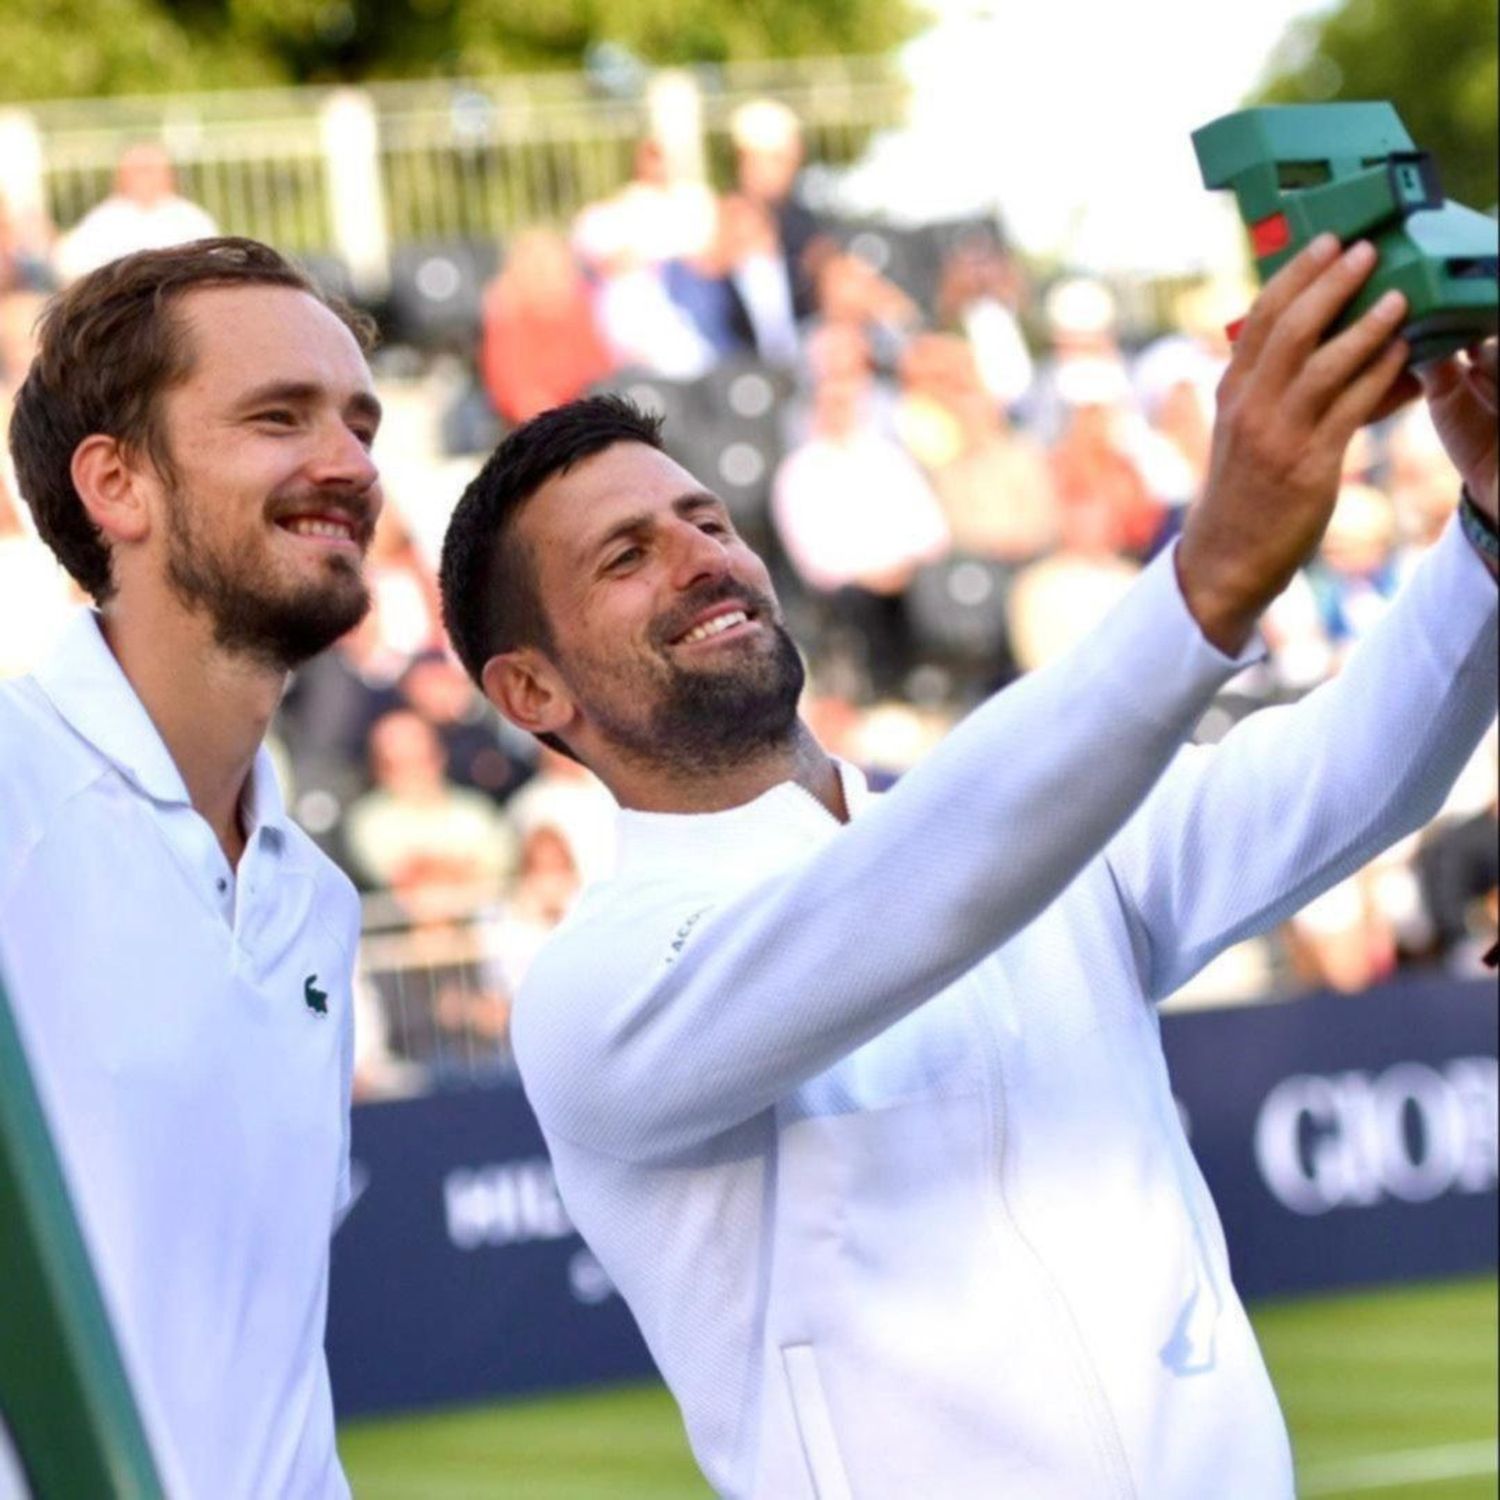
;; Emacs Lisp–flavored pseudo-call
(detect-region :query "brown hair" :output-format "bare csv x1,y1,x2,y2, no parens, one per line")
8,236,376,602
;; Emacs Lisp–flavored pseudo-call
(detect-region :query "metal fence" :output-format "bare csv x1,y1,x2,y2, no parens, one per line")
355,890,520,1096
1,57,908,295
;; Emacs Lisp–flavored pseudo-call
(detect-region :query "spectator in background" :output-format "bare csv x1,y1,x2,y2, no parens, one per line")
894,333,968,471
57,143,218,283
503,744,618,887
774,328,949,695
1006,489,1140,672
1418,729,1500,973
1130,279,1237,513
0,194,54,428
1387,403,1461,567
364,504,446,662
479,228,614,426
730,99,827,321
661,194,762,364
398,648,533,804
0,191,55,295
484,823,585,1000
664,194,801,368
1279,484,1413,990
1020,274,1126,442
1306,481,1402,661
1249,434,1388,696
898,333,1058,565
575,137,716,270
1130,336,1222,517
1048,356,1165,559
344,708,516,899
274,606,404,849
934,233,1034,410
808,247,922,375
1283,866,1398,994
574,137,719,379
785,319,899,450
0,476,74,678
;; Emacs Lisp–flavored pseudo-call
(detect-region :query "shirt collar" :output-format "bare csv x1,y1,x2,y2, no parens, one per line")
243,743,291,849
32,607,291,850
615,758,871,878
33,607,192,806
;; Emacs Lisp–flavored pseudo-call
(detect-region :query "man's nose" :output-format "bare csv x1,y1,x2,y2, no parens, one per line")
668,517,733,590
307,417,380,494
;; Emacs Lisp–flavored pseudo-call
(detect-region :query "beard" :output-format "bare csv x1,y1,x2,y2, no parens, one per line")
570,579,806,778
163,483,373,671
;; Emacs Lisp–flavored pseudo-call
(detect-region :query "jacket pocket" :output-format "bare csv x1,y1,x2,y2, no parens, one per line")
780,1344,855,1500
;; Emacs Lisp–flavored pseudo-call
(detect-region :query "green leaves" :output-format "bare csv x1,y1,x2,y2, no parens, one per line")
0,0,921,97
1256,0,1499,213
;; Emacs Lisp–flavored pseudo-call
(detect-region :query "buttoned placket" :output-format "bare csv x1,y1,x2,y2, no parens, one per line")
231,824,287,947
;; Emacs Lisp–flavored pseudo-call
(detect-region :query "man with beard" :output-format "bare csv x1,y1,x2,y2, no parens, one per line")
0,237,381,1497
438,236,1498,1499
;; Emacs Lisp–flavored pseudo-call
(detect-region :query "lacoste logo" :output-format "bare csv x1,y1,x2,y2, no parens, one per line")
304,974,329,1016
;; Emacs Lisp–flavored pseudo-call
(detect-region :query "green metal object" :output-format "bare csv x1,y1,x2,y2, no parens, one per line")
0,965,164,1499
1193,102,1499,364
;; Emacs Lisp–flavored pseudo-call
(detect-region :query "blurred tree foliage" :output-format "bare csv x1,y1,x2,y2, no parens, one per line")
1256,0,1499,210
0,0,920,99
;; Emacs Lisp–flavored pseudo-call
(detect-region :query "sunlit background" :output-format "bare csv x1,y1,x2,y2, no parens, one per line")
0,0,1496,1494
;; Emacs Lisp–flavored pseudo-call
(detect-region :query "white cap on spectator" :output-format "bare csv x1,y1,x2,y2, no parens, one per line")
1044,276,1117,337
731,99,802,153
1054,355,1131,408
1132,335,1220,417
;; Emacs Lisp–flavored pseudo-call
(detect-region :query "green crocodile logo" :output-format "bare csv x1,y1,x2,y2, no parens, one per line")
304,974,329,1016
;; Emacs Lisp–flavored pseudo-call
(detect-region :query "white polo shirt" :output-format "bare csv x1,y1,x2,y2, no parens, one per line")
0,610,358,1500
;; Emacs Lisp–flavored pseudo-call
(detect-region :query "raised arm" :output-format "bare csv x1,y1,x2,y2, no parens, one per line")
516,238,1418,1159
1106,518,1497,1002
517,554,1246,1159
1109,330,1498,999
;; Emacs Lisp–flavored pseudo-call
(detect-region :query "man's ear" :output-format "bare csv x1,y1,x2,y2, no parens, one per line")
70,434,151,546
481,648,576,741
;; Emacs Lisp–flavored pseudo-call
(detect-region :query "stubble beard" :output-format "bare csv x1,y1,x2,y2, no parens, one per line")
576,597,807,779
163,483,373,672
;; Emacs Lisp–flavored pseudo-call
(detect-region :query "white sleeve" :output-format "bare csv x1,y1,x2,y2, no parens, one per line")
1105,517,1499,1002
514,543,1251,1161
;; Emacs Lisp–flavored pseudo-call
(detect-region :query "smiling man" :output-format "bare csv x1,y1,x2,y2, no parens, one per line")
0,238,382,1496
439,239,1497,1499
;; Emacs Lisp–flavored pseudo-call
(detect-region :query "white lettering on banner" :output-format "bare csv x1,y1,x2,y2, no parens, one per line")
1254,1058,1499,1216
444,1159,576,1249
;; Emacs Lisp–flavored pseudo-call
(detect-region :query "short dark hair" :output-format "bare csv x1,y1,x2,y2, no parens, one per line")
8,235,375,603
439,394,665,753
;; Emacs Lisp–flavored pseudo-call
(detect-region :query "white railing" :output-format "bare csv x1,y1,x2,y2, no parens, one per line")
0,58,907,296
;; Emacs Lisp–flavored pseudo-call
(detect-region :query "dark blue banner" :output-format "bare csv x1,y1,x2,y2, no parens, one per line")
1161,973,1497,1299
327,1085,655,1418
328,974,1498,1416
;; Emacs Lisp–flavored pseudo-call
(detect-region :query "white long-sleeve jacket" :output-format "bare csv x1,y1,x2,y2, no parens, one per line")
513,521,1498,1499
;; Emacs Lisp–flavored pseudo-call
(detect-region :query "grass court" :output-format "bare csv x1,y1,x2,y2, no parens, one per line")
339,1275,1498,1499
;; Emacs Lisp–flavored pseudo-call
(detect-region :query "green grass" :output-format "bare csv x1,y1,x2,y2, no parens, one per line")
338,1276,1498,1499
339,1383,704,1500
1258,1277,1498,1499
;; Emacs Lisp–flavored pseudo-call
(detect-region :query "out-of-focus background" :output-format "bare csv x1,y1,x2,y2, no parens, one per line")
0,0,1495,1493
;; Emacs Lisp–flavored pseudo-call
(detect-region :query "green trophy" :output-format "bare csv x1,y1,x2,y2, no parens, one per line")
0,965,163,1498
1193,102,1498,364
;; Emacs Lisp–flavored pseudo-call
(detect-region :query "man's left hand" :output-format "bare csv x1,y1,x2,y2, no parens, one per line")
1420,337,1499,526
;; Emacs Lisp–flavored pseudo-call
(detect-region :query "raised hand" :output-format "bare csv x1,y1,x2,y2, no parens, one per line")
1176,234,1411,653
1419,339,1498,524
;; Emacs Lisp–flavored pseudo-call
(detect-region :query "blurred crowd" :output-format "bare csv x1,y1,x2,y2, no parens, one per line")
1,108,1495,1097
